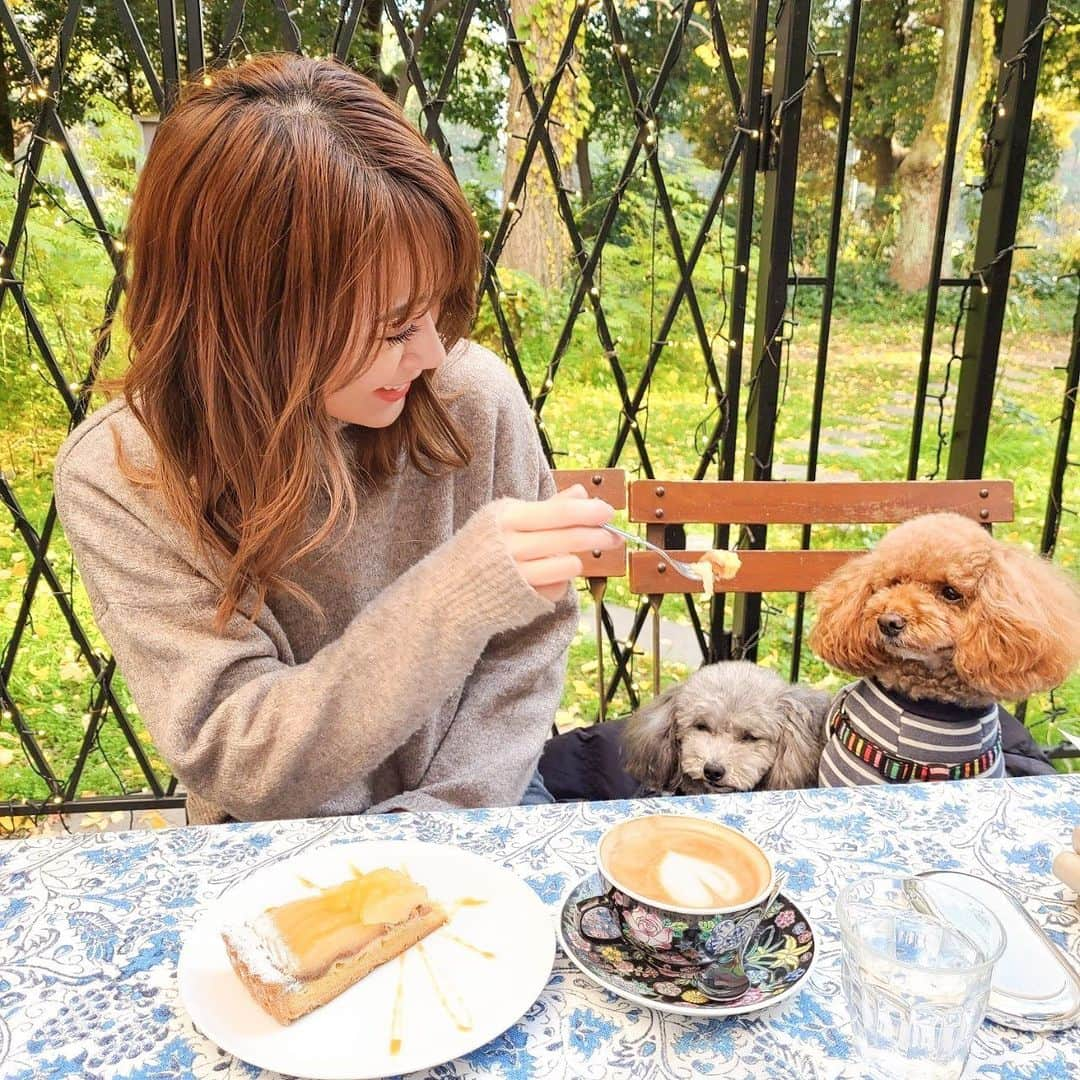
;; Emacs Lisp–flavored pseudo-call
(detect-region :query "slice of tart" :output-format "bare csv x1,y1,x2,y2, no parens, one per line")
222,866,446,1025
696,549,742,594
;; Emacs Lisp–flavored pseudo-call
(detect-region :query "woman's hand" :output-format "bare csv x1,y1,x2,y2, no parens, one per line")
498,484,619,602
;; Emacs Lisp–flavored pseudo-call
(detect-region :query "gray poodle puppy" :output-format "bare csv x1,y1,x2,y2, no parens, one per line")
623,661,831,795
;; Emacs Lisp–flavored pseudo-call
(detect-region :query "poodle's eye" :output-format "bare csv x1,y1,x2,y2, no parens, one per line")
740,732,761,743
941,584,964,603
693,721,710,733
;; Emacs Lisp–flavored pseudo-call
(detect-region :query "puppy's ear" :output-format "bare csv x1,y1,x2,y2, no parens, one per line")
764,688,830,790
808,554,878,675
955,542,1080,700
622,685,681,793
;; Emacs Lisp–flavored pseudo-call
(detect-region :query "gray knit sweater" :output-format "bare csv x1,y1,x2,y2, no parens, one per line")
54,342,577,825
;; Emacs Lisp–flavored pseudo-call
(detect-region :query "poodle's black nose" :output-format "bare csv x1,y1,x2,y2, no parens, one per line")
878,613,906,638
704,765,727,784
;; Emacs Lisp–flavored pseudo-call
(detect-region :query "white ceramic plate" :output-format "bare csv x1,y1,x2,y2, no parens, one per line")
178,841,555,1079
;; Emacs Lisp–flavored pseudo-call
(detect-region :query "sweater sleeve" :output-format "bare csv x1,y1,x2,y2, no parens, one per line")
368,465,578,814
54,449,552,821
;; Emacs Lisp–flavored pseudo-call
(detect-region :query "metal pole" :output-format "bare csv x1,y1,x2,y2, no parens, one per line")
157,0,182,113
906,0,978,479
1041,282,1079,557
709,0,770,664
791,0,862,682
948,0,1049,478
731,0,811,661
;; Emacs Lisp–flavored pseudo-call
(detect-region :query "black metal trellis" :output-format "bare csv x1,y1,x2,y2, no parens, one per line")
0,0,1072,818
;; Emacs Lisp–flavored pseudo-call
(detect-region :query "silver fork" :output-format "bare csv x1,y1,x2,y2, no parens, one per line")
601,523,703,582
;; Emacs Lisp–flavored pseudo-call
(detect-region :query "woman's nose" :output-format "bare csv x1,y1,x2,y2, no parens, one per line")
405,311,445,372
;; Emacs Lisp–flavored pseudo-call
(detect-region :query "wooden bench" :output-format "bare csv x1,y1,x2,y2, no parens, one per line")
552,473,1015,710
626,479,1013,595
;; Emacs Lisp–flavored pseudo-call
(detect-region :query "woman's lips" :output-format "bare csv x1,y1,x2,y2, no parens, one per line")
373,381,411,403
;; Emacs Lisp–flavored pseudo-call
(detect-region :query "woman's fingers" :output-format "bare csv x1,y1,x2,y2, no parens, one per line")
516,554,585,588
506,524,620,563
500,488,615,532
497,487,619,599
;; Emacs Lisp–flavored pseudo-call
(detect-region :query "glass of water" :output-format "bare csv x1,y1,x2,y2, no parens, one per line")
837,876,1006,1080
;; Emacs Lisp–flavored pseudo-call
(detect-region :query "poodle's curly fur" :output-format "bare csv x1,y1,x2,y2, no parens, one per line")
623,661,831,795
809,512,1080,707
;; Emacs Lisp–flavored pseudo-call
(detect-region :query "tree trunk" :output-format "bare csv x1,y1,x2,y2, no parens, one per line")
576,131,593,210
358,0,396,98
889,0,991,291
500,0,583,291
865,133,898,192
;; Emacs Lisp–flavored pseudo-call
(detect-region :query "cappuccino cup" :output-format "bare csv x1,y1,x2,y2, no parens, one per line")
576,814,774,977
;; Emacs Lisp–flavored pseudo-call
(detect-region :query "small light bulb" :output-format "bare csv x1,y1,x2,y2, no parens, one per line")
997,104,1006,117
750,130,759,140
112,239,125,252
513,109,522,121
68,381,80,392
589,286,599,298
981,284,989,295
617,44,629,56
729,340,739,350
736,264,747,273
497,290,508,302
244,52,253,61
52,795,63,805
543,379,553,391
645,134,656,146
202,74,213,86
1,710,11,721
725,194,736,205
506,200,517,212
482,230,492,240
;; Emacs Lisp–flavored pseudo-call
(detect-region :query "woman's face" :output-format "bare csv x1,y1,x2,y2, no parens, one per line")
324,301,444,428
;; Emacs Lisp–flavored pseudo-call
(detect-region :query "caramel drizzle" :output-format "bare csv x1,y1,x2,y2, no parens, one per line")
389,954,406,1055
440,931,495,960
416,941,473,1032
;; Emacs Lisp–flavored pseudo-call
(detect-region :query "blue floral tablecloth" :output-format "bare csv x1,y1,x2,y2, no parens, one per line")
1,775,1078,1079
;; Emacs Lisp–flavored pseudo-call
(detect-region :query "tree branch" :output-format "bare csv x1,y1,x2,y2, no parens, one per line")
395,0,454,106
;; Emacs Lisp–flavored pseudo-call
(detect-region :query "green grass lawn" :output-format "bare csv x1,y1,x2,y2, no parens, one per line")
2,321,1078,805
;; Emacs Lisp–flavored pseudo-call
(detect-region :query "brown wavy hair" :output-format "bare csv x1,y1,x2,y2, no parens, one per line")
118,53,479,628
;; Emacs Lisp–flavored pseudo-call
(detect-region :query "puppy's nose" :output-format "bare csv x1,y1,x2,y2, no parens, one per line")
878,613,906,638
704,765,727,784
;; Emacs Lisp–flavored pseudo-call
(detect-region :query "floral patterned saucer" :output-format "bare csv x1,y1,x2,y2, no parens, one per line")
557,873,817,1018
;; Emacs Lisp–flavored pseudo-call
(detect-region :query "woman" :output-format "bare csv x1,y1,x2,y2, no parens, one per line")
54,53,616,825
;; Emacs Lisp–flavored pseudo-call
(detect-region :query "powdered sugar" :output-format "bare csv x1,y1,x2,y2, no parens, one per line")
221,914,301,989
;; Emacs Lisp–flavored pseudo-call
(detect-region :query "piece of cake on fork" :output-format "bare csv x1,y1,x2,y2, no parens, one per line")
221,866,446,1025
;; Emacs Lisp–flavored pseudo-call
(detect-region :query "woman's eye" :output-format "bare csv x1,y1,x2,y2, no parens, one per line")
941,585,963,603
386,323,419,346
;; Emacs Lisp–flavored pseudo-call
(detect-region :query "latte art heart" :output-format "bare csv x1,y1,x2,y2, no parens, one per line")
600,815,770,910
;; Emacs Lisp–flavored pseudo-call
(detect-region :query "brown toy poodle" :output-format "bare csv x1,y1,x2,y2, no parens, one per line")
810,512,1080,787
